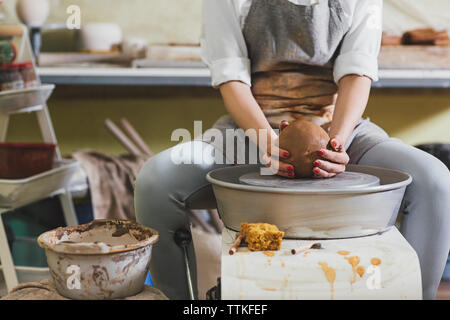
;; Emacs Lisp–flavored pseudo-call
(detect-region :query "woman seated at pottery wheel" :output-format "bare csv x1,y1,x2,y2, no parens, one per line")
135,0,450,300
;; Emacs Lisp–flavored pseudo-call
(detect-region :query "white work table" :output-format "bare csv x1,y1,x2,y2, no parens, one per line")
37,67,450,88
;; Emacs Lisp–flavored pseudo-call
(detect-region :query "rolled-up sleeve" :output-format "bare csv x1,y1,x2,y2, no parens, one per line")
200,0,251,88
333,0,383,84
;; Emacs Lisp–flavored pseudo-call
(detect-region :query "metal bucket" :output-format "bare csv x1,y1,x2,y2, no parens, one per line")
206,164,412,239
37,219,159,300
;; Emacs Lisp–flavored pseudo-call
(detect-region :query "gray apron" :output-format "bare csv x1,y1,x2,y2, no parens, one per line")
243,0,349,127
207,0,389,164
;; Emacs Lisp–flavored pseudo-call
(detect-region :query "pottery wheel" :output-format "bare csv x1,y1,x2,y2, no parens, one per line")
239,171,380,190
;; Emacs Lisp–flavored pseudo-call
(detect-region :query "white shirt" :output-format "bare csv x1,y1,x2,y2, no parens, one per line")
200,0,383,88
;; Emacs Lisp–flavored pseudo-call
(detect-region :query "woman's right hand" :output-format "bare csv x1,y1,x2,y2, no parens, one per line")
261,120,295,178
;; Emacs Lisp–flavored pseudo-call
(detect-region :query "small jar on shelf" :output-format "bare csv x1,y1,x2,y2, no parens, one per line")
0,64,13,91
19,62,39,88
0,40,17,65
0,63,25,92
8,63,24,90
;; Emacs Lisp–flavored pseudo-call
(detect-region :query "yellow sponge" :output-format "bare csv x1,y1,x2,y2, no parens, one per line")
240,222,284,251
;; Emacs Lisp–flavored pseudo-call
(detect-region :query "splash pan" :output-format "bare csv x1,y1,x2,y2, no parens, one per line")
207,164,412,239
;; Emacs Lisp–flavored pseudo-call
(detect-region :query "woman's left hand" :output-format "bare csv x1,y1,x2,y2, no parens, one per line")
312,135,349,178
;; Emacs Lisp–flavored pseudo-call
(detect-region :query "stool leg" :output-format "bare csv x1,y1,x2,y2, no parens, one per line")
0,214,19,292
36,106,61,159
0,113,9,142
59,191,78,226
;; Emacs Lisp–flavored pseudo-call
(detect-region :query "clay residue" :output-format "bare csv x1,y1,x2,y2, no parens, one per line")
281,261,285,267
371,258,382,266
92,265,113,299
344,256,361,290
111,224,130,237
337,250,350,255
345,256,360,268
303,251,310,257
356,266,365,277
318,262,336,300
43,219,157,255
54,220,108,240
53,220,153,242
262,251,275,257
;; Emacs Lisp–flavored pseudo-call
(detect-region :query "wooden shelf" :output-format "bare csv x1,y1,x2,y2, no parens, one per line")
37,66,450,88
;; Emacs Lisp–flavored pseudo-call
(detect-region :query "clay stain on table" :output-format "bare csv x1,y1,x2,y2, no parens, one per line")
318,262,336,300
262,287,277,291
262,251,275,257
371,258,382,266
356,266,365,278
344,256,361,291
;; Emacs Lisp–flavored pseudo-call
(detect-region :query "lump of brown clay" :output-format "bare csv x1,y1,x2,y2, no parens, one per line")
278,120,330,178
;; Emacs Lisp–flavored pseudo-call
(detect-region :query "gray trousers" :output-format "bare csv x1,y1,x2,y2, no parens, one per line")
134,119,450,300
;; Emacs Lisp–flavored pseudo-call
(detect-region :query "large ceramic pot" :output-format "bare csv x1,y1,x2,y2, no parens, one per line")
38,219,159,300
16,0,50,27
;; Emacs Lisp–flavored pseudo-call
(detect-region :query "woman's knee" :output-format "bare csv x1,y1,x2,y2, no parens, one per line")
134,141,221,214
405,149,450,210
135,150,171,199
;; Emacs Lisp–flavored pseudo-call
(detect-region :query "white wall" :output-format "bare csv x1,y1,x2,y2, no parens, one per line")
2,0,448,44
383,0,450,34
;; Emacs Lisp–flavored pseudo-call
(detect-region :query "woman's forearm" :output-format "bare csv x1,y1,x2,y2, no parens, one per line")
219,81,277,152
329,75,372,145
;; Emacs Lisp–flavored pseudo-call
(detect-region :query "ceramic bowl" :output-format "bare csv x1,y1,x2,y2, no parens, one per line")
38,219,159,300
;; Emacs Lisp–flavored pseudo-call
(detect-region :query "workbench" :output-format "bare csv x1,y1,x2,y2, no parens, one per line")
37,66,450,88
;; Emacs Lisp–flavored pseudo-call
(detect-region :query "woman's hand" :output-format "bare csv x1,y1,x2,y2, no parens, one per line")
262,120,295,178
314,74,372,178
313,135,349,178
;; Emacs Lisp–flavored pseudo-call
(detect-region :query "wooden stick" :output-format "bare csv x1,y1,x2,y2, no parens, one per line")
120,118,153,157
229,234,244,255
291,242,322,255
104,119,142,157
